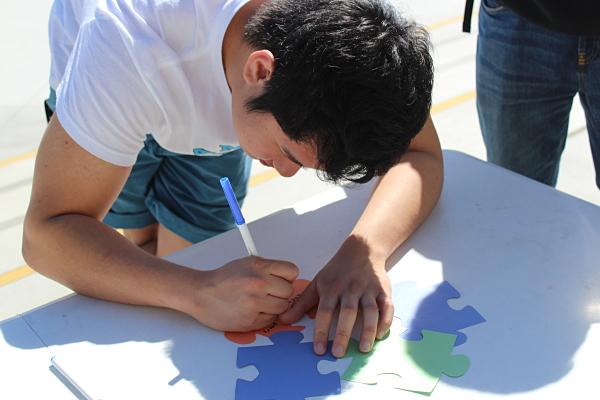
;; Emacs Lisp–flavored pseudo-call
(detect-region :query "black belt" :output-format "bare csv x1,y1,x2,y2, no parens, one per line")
463,0,475,32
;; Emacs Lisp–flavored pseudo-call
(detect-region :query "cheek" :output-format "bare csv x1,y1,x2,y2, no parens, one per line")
231,96,255,143
231,110,254,151
231,106,244,138
273,158,301,177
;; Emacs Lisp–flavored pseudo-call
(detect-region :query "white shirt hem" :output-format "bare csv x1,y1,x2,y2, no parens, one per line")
56,106,139,167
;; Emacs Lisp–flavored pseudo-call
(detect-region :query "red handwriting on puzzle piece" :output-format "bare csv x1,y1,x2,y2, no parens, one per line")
225,322,306,345
224,279,316,344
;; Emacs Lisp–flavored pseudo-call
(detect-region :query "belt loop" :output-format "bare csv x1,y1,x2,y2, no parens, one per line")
578,37,587,67
463,0,475,33
577,37,587,92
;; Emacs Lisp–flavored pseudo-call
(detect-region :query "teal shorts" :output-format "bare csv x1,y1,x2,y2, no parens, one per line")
46,89,251,243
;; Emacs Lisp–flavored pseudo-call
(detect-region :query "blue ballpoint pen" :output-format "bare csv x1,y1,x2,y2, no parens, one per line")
220,177,258,256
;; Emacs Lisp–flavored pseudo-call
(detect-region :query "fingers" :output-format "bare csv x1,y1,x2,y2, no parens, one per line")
358,296,379,352
237,298,286,331
330,293,391,356
265,274,295,299
259,295,292,315
332,295,359,358
279,280,319,324
376,292,394,339
313,296,337,355
264,258,299,282
247,313,278,331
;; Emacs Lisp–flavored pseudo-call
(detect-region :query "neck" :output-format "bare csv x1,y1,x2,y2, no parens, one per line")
222,0,265,92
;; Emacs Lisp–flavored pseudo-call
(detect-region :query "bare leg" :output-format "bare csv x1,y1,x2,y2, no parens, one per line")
156,224,193,258
122,224,158,255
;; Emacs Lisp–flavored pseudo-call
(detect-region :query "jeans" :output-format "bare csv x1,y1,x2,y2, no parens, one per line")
476,0,600,188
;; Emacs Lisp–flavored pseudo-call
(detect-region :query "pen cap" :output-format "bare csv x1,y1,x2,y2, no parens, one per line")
220,177,245,225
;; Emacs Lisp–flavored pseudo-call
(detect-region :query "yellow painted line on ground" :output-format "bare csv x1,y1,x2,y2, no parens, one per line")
0,265,35,287
431,90,476,114
425,13,478,31
0,150,36,169
249,169,280,188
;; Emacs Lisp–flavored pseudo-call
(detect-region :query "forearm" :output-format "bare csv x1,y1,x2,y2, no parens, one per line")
349,148,443,264
23,214,199,314
280,149,444,355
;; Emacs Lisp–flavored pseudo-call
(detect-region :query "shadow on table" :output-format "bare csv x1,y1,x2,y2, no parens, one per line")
3,151,600,397
387,152,600,394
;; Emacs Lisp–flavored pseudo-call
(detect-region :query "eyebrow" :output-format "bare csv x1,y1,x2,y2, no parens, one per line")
282,146,303,167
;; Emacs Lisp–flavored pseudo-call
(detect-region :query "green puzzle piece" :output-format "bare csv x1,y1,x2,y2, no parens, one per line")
342,329,470,394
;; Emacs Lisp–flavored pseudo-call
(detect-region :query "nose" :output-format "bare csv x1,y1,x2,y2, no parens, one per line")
273,159,301,177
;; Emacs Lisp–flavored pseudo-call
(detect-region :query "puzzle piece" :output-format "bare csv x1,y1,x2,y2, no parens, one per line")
393,281,485,345
236,331,341,400
225,279,316,345
225,322,305,345
343,329,470,394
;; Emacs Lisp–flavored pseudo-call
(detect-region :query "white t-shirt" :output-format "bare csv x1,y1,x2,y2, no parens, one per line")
50,0,250,166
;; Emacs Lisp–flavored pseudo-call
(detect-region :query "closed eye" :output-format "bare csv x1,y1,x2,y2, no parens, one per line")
281,146,303,167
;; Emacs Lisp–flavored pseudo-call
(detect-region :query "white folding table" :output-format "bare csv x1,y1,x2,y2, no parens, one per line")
2,150,599,399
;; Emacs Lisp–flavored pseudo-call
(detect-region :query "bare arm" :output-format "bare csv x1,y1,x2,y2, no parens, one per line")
23,116,298,331
281,116,443,356
350,116,443,261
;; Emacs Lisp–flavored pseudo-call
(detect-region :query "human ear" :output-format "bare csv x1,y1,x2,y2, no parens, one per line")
242,49,275,86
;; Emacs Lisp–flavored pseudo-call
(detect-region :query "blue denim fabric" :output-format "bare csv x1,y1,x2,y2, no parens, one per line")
46,88,251,243
476,0,600,188
47,88,57,110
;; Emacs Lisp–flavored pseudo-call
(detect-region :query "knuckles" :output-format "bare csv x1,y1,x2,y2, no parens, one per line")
284,261,300,276
379,297,394,312
361,302,379,314
361,325,378,337
335,330,351,341
241,275,268,293
347,281,366,297
247,256,267,272
316,304,335,317
340,303,359,314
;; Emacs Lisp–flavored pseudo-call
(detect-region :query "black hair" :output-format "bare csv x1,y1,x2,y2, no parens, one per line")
244,0,433,183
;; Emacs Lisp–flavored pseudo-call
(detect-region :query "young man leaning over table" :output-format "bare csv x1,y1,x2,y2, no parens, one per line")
24,0,443,359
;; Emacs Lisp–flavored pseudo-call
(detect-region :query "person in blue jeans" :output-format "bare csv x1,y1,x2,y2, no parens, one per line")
474,0,600,188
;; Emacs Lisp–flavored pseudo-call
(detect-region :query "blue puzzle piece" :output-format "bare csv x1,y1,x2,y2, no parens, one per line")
235,331,341,400
393,281,485,346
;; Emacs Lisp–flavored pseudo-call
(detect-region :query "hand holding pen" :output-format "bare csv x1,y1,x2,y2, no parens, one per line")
182,178,298,332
